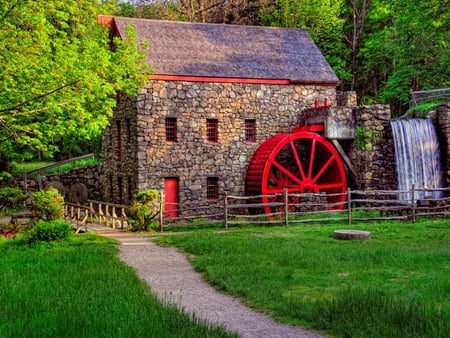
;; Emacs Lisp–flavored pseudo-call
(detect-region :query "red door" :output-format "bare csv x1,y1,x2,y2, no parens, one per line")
164,178,179,219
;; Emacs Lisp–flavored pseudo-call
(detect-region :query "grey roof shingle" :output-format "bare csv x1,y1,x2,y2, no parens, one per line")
112,17,339,84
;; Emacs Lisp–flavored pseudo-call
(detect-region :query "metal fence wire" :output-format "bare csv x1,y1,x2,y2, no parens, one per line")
410,88,450,106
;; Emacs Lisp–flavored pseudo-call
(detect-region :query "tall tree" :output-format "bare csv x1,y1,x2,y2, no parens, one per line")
0,0,148,166
358,0,450,113
115,0,262,24
342,0,371,91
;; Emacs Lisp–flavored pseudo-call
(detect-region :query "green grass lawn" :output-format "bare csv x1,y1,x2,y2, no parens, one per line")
0,234,235,338
156,218,450,338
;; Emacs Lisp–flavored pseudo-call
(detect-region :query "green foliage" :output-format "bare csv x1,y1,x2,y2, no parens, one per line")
356,126,378,151
408,102,442,118
26,219,72,243
0,171,12,181
0,187,28,212
357,0,450,114
128,189,159,230
30,188,65,221
0,0,149,164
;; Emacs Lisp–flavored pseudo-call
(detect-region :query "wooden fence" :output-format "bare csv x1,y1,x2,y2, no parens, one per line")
65,200,129,231
65,185,450,231
161,185,450,229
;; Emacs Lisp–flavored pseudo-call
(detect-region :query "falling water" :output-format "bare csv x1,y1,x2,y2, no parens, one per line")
391,119,444,200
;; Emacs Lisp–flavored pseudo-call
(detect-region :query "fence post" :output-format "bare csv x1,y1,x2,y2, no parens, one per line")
411,184,416,223
224,192,228,229
23,171,28,193
159,191,164,232
347,187,352,225
284,188,289,226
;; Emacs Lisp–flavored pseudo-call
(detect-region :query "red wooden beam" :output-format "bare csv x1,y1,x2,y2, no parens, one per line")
149,74,290,85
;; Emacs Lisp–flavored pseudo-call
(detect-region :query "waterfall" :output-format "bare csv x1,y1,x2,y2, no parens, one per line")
390,119,444,200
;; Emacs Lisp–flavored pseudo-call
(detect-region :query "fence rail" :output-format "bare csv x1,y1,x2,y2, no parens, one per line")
410,88,450,106
24,153,96,192
160,185,450,229
65,186,450,231
64,200,130,231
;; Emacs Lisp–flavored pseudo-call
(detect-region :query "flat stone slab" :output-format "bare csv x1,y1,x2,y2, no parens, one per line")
333,230,371,240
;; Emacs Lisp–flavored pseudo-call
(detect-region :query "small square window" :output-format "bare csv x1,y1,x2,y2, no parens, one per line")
207,177,219,200
206,119,218,142
165,118,177,142
245,119,256,142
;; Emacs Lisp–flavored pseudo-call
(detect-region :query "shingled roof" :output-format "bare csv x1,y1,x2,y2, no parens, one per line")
109,16,339,84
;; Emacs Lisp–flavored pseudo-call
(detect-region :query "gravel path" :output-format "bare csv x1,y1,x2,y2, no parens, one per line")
94,227,326,338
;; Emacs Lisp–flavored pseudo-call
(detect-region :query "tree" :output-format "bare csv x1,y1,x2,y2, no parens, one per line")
342,0,371,91
0,0,149,166
115,0,262,24
358,0,450,113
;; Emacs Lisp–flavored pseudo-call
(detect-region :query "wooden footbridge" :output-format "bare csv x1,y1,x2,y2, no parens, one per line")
65,200,129,233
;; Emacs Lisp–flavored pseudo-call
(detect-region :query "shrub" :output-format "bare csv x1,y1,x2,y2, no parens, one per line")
27,219,72,243
0,186,28,212
30,188,65,221
128,189,159,231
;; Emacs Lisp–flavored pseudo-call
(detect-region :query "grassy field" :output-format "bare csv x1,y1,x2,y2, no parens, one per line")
0,234,235,338
156,218,450,338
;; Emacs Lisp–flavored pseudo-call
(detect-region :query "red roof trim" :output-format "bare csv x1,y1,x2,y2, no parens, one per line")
149,74,290,85
97,15,114,27
150,75,338,86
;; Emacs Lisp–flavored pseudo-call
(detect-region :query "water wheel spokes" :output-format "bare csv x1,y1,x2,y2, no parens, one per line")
246,132,347,215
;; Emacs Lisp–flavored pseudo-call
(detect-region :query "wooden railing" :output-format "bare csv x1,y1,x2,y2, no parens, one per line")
24,153,96,191
64,200,130,232
66,186,450,231
88,200,129,230
161,185,450,229
65,203,90,233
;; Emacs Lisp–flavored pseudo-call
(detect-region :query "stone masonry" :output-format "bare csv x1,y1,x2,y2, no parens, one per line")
101,80,336,208
349,105,397,191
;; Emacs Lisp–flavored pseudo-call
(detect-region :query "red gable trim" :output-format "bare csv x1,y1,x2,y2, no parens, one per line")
97,15,114,27
149,74,290,85
150,75,337,86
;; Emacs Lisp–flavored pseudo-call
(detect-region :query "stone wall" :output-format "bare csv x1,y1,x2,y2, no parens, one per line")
101,80,337,207
101,93,138,205
1,165,102,204
436,103,450,186
336,91,357,107
349,105,397,191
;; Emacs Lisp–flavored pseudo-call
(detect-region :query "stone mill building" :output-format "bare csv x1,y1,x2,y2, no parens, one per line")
99,16,385,217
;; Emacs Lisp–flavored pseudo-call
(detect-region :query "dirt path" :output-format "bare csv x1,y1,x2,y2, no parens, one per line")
94,227,326,338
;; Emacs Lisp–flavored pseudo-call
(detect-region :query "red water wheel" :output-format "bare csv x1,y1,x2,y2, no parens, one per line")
245,132,347,215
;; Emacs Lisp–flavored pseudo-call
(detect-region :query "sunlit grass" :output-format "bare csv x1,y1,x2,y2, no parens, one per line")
0,234,235,338
156,218,450,337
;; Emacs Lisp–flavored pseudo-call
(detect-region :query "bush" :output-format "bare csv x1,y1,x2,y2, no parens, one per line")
0,186,28,213
128,189,159,231
30,188,64,221
27,219,72,243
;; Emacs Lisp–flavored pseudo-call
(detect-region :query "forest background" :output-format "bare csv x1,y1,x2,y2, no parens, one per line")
1,0,449,171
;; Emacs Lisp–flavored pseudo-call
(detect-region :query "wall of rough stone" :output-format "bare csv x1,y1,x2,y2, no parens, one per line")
101,93,138,205
436,103,450,186
349,105,397,191
101,80,337,207
1,165,102,204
